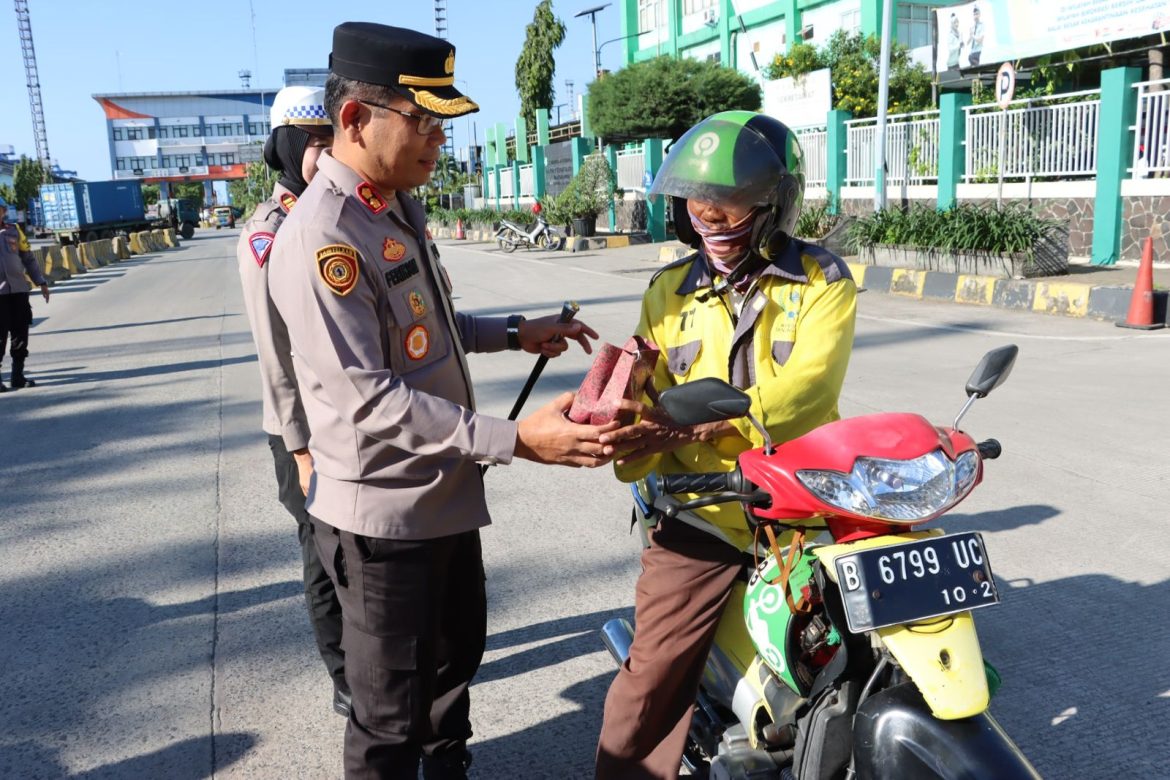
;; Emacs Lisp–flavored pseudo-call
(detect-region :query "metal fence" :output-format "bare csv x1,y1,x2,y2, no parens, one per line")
845,110,940,186
485,174,495,200
964,90,1100,182
616,149,647,191
1132,78,1170,177
519,164,534,197
499,171,514,200
795,126,828,188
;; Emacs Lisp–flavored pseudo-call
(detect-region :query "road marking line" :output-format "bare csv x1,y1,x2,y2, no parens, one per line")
858,313,1170,342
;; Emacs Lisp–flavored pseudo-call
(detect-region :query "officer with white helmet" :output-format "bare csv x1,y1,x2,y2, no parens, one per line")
0,195,50,392
235,86,348,715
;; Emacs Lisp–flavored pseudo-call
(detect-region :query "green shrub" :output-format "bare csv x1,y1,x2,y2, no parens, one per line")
795,199,839,239
846,203,1062,259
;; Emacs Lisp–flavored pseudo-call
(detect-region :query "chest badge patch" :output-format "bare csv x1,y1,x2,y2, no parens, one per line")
315,244,361,296
405,324,430,360
383,237,407,262
248,232,275,267
356,181,388,215
279,192,297,212
407,289,428,320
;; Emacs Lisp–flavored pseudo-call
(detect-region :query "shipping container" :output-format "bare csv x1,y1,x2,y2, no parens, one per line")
39,181,145,235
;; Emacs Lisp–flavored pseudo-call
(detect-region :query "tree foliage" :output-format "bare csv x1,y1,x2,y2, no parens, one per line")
588,56,762,142
0,183,16,208
515,0,566,128
141,184,161,206
227,162,275,218
172,181,210,209
765,31,932,118
13,156,48,208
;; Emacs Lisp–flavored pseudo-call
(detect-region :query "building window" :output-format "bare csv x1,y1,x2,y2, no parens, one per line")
126,128,143,141
841,9,861,33
116,158,127,171
148,127,157,139
683,0,715,13
158,126,170,139
177,126,189,137
112,127,124,141
897,3,932,49
222,153,236,165
638,0,663,34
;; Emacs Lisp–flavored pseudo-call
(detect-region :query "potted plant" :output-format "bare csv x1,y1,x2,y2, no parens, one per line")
552,154,615,238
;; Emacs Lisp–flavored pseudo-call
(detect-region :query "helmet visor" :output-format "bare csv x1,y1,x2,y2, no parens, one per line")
649,117,788,212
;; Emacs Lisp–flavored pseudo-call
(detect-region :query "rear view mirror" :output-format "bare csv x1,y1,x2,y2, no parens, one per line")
659,378,751,426
965,345,1019,398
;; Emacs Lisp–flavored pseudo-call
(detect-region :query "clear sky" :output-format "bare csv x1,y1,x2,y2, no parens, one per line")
0,0,625,181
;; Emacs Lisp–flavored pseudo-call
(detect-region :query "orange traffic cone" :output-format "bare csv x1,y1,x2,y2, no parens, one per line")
455,218,466,240
1117,237,1164,330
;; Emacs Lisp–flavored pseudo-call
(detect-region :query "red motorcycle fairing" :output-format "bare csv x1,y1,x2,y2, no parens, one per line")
738,413,981,537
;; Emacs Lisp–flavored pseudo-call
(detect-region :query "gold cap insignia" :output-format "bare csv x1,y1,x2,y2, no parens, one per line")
444,50,455,75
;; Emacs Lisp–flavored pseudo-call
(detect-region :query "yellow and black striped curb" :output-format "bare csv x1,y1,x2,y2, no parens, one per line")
427,224,650,252
845,264,1162,324
27,229,178,286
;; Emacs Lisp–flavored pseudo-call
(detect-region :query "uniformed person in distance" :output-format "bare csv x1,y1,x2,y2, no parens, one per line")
235,85,349,717
267,22,618,780
0,195,50,392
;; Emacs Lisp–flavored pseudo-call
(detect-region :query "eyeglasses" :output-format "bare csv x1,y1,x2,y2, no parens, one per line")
359,100,444,136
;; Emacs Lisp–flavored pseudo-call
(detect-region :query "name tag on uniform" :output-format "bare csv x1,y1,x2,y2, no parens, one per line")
384,258,420,288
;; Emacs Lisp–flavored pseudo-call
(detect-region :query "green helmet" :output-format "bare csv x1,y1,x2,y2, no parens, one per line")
651,111,805,258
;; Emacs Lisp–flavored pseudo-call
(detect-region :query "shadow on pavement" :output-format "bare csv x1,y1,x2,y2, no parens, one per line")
33,353,256,386
35,314,240,337
1,733,257,779
478,608,631,685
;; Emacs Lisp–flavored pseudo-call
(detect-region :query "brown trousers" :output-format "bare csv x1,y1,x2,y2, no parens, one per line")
596,519,745,779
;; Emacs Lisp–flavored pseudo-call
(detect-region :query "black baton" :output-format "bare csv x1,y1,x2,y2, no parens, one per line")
482,300,579,476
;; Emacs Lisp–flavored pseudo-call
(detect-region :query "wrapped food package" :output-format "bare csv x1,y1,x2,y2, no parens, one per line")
568,336,660,425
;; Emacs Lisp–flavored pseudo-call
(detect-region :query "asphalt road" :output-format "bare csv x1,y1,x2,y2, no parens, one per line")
1,229,1167,779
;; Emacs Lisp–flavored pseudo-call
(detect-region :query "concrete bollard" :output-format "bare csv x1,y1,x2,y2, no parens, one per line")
40,246,70,282
113,236,131,259
129,232,144,255
61,244,85,274
163,228,178,248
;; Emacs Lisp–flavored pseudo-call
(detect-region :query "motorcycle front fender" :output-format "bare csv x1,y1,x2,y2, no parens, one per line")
852,682,1041,780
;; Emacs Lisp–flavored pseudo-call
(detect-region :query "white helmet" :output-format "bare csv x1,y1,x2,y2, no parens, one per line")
269,85,331,130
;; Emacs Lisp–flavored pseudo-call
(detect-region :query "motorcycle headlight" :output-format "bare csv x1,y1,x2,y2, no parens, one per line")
796,449,980,523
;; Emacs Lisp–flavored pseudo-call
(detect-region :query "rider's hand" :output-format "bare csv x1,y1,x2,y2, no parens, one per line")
40,283,50,303
518,315,598,358
600,398,739,465
515,392,619,467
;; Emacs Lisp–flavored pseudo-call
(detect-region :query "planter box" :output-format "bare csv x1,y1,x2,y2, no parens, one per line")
858,230,1069,279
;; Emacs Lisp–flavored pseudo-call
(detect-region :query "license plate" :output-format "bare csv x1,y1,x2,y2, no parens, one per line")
832,532,999,633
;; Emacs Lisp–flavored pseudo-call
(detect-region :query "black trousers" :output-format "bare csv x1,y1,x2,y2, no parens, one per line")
310,515,487,780
0,292,32,366
267,435,346,690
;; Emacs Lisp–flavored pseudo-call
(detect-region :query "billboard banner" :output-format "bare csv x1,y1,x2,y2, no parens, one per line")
762,68,833,129
936,0,1170,72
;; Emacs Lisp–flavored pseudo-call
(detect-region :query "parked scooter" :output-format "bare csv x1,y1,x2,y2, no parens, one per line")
602,346,1041,779
494,212,565,252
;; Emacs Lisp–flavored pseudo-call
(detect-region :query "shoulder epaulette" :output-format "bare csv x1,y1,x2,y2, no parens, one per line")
649,250,700,288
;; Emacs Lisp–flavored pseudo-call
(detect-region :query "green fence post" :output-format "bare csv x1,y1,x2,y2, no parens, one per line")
606,145,619,232
493,165,502,211
644,138,666,242
1092,66,1141,266
571,137,589,175
515,116,529,164
826,110,851,215
536,108,551,146
512,160,522,209
532,145,546,204
937,93,972,211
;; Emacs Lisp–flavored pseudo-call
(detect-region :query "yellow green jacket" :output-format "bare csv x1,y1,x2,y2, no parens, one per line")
615,239,857,550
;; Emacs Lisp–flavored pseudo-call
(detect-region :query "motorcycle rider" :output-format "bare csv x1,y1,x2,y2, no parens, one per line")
235,85,350,716
595,111,858,778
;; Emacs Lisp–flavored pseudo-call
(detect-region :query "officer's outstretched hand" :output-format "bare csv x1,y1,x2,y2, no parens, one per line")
515,391,620,467
602,397,739,466
518,315,599,358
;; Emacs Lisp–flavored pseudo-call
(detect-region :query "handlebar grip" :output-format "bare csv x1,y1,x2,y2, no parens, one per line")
658,472,732,495
977,439,1002,460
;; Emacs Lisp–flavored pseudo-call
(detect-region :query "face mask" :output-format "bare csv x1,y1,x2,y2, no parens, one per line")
688,207,755,262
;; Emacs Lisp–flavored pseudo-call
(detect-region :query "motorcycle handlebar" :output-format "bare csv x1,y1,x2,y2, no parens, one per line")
977,439,1002,459
658,470,751,495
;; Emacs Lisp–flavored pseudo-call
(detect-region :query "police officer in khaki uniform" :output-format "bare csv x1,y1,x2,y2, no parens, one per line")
236,86,349,716
0,196,50,392
268,22,619,780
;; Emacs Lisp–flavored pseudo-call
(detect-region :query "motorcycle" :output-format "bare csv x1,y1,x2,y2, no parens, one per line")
602,345,1041,779
494,213,565,253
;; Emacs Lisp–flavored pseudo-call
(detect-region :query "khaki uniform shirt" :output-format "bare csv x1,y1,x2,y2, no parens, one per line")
236,182,310,450
1,224,46,295
268,151,517,540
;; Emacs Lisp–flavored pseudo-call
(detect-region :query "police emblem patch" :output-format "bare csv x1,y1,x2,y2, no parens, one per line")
280,193,298,212
356,181,388,215
315,244,361,296
383,237,407,262
248,232,275,267
405,324,430,360
407,289,427,320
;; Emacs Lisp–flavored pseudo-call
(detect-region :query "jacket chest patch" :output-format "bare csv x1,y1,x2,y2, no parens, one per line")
384,258,420,288
407,289,428,320
405,324,431,360
383,237,407,262
279,193,297,212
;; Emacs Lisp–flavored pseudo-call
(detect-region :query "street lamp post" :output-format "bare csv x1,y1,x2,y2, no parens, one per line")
574,3,611,79
596,30,643,70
